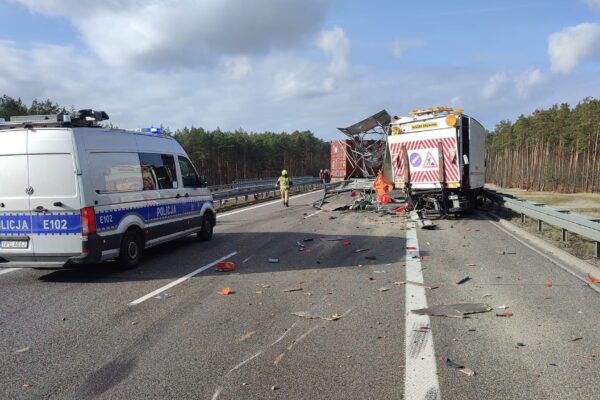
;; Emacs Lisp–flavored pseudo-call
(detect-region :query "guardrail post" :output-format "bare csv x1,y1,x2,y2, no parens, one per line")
538,220,544,233
562,229,568,242
521,213,525,224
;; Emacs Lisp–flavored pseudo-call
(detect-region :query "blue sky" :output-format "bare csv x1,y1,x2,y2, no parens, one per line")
0,0,598,138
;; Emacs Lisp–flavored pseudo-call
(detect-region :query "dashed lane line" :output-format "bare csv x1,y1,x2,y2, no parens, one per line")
404,223,441,400
216,190,322,219
128,251,238,306
0,268,21,276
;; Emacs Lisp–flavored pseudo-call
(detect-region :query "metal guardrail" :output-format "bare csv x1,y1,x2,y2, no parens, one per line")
484,189,600,257
212,177,323,203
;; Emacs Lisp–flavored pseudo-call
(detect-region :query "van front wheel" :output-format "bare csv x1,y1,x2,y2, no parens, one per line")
197,215,213,241
118,230,143,268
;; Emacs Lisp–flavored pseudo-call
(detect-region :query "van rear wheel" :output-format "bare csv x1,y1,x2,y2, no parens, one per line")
197,215,213,241
118,230,143,268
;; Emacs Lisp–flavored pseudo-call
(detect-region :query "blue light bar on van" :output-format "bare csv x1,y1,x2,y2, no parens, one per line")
142,127,161,134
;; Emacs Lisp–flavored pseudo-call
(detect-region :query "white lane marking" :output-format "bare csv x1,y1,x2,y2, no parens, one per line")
404,224,441,400
0,268,21,276
489,219,600,295
217,190,322,219
129,252,238,306
303,209,322,219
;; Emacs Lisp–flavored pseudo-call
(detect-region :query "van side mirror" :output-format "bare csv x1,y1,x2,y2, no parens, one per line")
199,175,207,188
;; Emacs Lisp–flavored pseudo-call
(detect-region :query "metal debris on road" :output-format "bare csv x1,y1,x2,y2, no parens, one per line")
378,287,391,292
154,292,174,300
268,258,279,263
217,287,233,295
283,287,303,293
296,241,306,248
496,311,513,317
215,261,236,272
496,304,510,309
354,248,368,253
291,311,343,321
456,276,471,285
411,303,492,318
394,280,439,290
417,219,437,230
15,347,30,353
445,358,477,376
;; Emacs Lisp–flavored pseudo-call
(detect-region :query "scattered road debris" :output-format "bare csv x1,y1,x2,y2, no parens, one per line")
242,256,252,264
544,283,553,288
154,292,174,300
303,238,314,242
342,239,351,246
373,270,387,274
496,251,517,255
378,287,391,292
215,261,236,272
322,237,345,242
296,241,306,248
299,247,312,253
395,204,409,213
496,304,510,309
282,287,303,293
411,303,492,318
271,385,279,391
413,325,431,332
517,342,526,347
256,283,270,289
456,276,471,285
354,248,368,253
496,311,513,318
22,384,31,390
394,280,439,290
549,363,558,367
405,246,417,250
291,311,343,321
417,220,437,230
274,353,285,365
365,256,377,260
217,287,233,296
239,331,256,342
571,337,583,342
586,274,600,283
268,258,279,263
465,263,477,267
15,347,30,354
445,358,477,376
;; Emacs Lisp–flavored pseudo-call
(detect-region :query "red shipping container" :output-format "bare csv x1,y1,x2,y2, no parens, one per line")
330,140,383,179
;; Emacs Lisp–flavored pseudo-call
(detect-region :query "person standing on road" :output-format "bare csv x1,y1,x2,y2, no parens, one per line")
276,169,293,207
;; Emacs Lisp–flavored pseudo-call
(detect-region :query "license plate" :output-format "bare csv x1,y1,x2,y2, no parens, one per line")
0,240,29,249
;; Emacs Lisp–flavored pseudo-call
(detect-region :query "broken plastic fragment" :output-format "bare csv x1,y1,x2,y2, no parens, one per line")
586,274,600,283
394,280,439,289
22,384,31,389
217,287,233,295
296,241,306,248
544,283,553,288
354,248,368,253
405,246,417,250
154,292,174,300
15,347,30,354
342,239,351,246
291,311,343,321
378,287,391,292
456,276,471,285
215,261,236,272
303,238,314,242
460,368,476,376
496,305,510,309
411,303,492,318
496,311,513,318
445,358,464,369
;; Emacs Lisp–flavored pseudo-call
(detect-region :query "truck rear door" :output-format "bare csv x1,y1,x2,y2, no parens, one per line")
0,130,35,258
27,129,83,258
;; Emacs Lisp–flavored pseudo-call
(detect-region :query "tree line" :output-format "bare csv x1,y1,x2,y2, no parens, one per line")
0,95,330,185
486,97,600,193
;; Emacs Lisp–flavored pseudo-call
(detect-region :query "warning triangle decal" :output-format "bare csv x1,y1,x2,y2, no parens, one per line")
423,151,438,168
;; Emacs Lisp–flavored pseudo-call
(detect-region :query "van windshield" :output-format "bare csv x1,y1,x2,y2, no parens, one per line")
0,155,28,198
28,154,77,197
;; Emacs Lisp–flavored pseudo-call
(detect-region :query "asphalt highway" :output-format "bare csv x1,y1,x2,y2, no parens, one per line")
1,190,599,399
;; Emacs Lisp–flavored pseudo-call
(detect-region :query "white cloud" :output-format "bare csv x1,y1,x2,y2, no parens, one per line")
317,26,351,75
482,68,545,99
391,38,425,58
548,22,600,73
11,0,329,67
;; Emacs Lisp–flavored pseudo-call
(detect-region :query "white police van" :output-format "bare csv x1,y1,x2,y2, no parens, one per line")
0,110,215,268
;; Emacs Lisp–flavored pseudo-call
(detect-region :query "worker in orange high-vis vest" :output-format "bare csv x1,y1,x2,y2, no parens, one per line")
276,170,293,207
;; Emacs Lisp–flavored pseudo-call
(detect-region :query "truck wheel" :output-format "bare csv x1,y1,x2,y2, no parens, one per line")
118,230,143,268
197,215,214,241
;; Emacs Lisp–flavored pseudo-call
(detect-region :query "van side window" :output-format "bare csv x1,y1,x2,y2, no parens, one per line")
139,153,177,190
178,156,200,188
90,152,143,193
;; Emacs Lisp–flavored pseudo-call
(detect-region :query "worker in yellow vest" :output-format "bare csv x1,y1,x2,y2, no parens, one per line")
276,170,293,207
